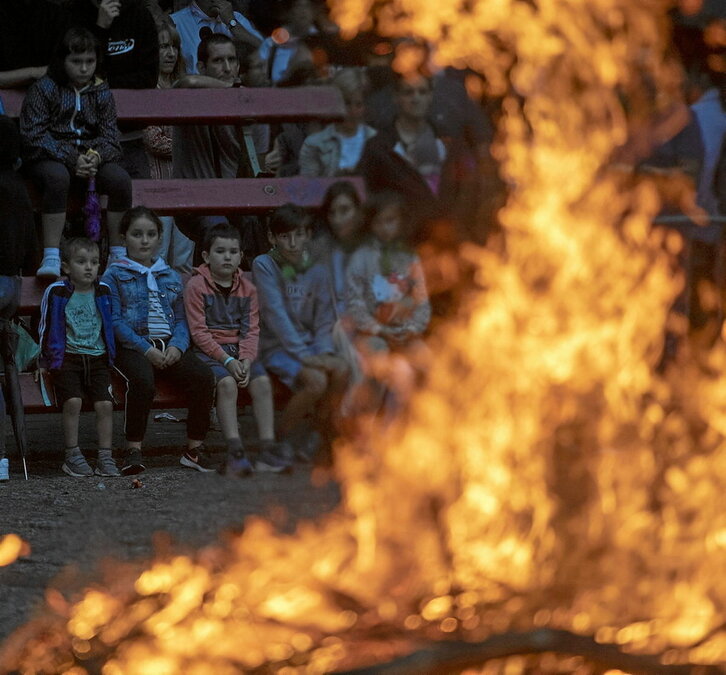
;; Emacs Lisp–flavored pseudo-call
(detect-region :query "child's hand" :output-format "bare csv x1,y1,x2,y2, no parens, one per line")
97,0,121,29
161,346,182,368
33,367,47,383
226,358,249,387
75,154,96,178
145,347,165,368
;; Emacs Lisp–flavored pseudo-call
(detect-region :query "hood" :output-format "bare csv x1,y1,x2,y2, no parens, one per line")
194,263,245,292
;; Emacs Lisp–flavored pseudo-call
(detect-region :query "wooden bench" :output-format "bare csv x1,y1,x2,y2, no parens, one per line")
4,85,361,415
2,86,365,214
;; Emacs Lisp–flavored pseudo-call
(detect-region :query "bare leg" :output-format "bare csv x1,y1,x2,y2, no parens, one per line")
249,375,275,441
106,210,124,247
41,212,66,248
215,376,241,441
279,367,326,438
94,400,113,448
62,397,82,448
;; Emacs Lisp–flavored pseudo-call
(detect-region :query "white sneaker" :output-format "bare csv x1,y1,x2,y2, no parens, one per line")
0,457,9,482
36,257,61,279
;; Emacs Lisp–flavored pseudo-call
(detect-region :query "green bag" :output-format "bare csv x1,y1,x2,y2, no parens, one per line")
13,321,40,372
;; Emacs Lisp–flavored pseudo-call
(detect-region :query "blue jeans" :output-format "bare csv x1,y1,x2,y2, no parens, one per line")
0,275,20,459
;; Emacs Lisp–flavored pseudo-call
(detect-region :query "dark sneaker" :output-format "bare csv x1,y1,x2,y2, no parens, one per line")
62,452,94,477
273,440,295,464
180,446,218,473
223,454,253,477
254,444,292,473
121,449,146,476
95,450,121,477
294,430,323,464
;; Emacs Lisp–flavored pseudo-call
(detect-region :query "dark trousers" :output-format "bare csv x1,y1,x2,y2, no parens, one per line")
26,159,132,213
114,347,215,443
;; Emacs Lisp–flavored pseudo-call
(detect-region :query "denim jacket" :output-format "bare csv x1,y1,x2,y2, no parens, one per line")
101,263,190,354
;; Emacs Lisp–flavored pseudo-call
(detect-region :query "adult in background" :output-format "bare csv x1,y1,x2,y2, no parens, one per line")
298,68,376,177
171,0,263,75
0,116,35,482
142,21,194,273
67,0,160,179
357,71,463,243
171,32,263,260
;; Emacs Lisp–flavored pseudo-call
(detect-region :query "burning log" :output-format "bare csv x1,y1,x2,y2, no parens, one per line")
3,0,726,672
336,629,725,674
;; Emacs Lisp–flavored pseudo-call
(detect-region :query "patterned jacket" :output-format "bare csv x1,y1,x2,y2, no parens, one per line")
20,75,122,170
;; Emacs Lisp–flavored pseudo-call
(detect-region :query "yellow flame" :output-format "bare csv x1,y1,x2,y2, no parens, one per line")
3,0,726,672
0,534,29,567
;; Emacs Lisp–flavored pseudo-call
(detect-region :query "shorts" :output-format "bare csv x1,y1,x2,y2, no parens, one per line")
261,349,303,391
52,353,114,406
193,343,267,384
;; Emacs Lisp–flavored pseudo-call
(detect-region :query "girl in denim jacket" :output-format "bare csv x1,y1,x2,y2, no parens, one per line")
101,206,215,475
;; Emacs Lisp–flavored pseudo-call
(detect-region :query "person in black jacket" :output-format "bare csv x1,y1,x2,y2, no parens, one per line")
0,116,35,482
67,0,160,179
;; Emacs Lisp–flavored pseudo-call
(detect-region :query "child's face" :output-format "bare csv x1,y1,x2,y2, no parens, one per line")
123,216,161,266
328,194,361,243
202,236,242,280
270,225,311,265
370,204,402,244
64,50,97,89
63,246,99,290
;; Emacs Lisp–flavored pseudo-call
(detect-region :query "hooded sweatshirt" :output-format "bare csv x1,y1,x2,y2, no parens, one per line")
252,252,335,361
184,264,260,363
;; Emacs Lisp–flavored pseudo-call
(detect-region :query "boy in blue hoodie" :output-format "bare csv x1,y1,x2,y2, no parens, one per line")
38,237,118,477
252,203,348,460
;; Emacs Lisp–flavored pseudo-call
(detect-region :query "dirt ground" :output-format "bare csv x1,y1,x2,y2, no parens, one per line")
0,408,341,643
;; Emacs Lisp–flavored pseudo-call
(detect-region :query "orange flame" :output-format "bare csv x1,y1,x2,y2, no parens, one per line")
3,0,726,672
0,534,30,567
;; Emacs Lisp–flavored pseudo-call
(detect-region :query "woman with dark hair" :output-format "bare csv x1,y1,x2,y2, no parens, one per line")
313,180,364,317
19,26,132,279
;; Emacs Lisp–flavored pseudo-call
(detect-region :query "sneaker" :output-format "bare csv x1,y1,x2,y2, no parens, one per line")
0,457,8,482
253,450,292,473
222,453,253,477
95,450,121,477
294,430,323,464
121,448,146,475
36,256,61,280
62,452,94,477
273,440,295,464
180,445,218,473
254,444,292,473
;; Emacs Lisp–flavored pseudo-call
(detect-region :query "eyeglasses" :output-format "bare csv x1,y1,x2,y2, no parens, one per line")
398,87,431,96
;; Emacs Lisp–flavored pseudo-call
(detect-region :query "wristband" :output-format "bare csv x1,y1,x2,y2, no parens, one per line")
223,356,234,366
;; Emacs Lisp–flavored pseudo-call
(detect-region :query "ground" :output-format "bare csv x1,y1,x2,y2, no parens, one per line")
0,408,341,642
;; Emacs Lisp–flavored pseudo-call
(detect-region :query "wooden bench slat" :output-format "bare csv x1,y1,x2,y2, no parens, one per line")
1,86,345,123
133,176,365,214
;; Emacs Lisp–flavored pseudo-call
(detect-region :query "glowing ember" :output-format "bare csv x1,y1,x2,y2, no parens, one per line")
0,534,29,567
3,0,726,672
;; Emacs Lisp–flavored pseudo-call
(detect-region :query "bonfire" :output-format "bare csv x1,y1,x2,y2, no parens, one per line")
2,0,726,673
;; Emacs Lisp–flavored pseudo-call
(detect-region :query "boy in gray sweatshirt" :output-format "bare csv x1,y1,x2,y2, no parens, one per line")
252,204,348,461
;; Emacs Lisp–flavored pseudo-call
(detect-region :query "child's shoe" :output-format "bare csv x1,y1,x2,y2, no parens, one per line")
222,452,253,478
95,449,121,477
36,255,61,280
0,457,9,482
121,448,146,475
62,450,94,477
180,444,217,472
254,441,292,473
